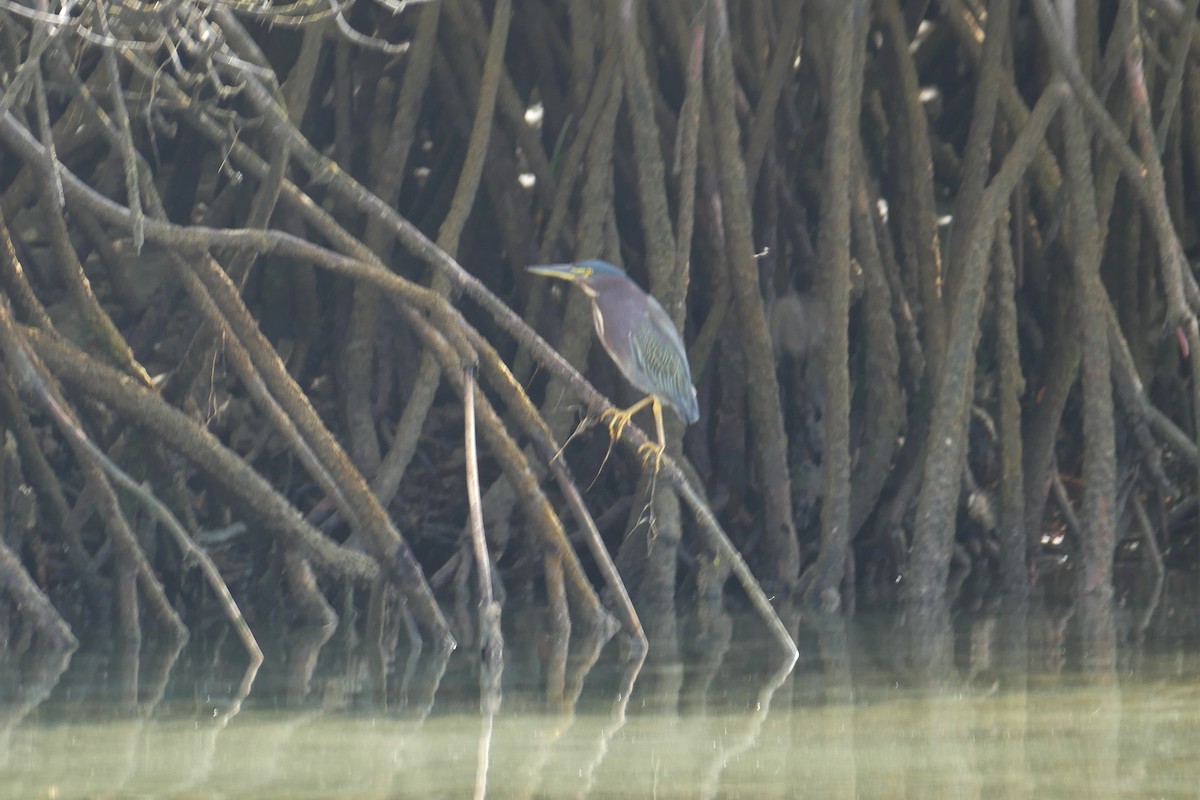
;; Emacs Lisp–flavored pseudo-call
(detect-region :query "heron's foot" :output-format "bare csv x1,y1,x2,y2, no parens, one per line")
637,441,665,474
600,406,638,444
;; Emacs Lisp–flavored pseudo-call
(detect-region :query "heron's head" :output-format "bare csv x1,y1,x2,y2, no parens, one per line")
527,259,626,298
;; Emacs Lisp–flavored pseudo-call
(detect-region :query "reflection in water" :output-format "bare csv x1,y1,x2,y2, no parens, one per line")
699,649,795,800
4,594,1200,797
0,642,72,773
576,641,645,797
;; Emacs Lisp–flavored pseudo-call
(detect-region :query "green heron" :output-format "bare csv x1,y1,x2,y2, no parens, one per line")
528,259,699,468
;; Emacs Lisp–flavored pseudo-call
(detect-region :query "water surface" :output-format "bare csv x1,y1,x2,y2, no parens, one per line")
3,599,1199,798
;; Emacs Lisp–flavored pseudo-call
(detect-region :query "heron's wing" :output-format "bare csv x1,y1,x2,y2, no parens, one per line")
629,314,699,422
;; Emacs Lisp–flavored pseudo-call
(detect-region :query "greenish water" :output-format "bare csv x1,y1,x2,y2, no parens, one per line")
3,604,1199,798
8,685,1197,798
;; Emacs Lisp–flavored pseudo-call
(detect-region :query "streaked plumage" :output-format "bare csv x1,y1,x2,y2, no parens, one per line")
528,259,699,463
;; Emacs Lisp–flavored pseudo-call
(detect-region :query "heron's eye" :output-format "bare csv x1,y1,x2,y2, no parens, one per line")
576,267,592,279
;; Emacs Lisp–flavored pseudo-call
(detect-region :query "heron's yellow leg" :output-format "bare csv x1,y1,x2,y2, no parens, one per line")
601,395,654,443
635,398,667,475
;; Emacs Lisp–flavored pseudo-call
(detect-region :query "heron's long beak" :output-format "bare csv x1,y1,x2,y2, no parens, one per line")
527,263,577,281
